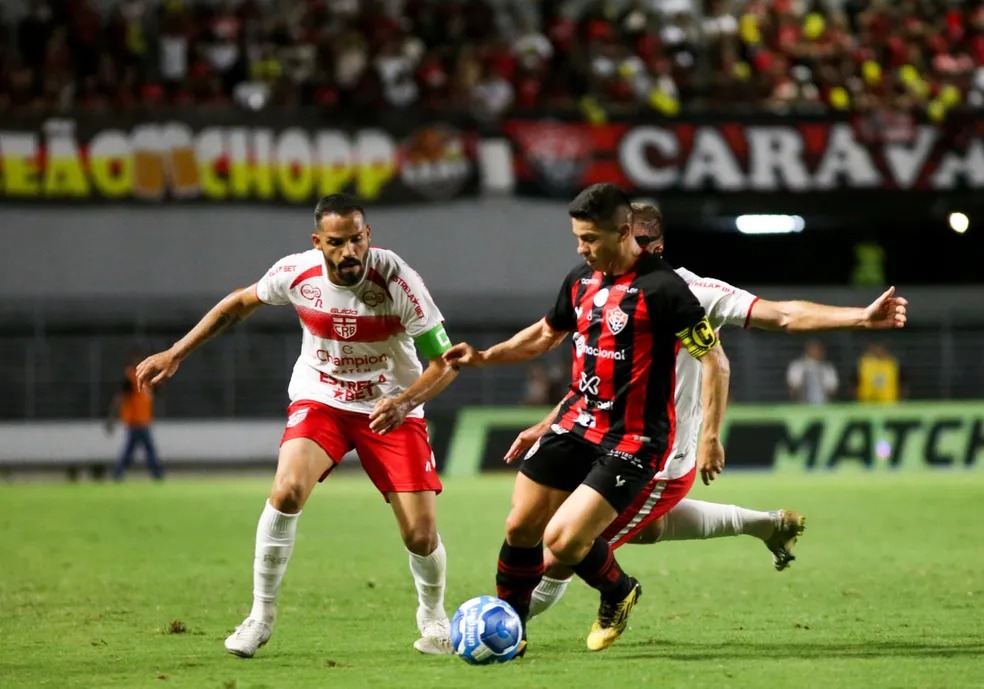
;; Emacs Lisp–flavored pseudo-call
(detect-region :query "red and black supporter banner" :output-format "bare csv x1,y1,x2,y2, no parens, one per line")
0,114,479,204
503,116,984,197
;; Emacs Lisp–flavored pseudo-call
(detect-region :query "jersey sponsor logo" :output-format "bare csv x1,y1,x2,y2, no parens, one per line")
333,316,358,339
613,284,639,294
362,290,386,307
580,277,600,285
688,280,737,294
587,397,614,411
392,275,425,320
316,350,389,368
300,284,323,308
606,306,629,335
319,374,384,402
573,334,626,361
579,372,601,395
286,408,309,428
267,264,296,277
593,288,610,307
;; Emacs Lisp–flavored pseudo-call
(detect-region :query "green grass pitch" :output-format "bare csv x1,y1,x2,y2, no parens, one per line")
2,471,982,689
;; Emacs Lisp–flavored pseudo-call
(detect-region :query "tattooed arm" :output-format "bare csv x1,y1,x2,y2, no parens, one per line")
135,285,265,390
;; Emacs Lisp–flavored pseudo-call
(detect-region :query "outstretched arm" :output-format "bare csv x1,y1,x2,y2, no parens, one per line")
135,285,265,389
444,318,568,368
749,286,907,333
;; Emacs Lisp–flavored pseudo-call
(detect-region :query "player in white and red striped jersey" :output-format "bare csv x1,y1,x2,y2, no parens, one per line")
511,202,908,618
135,194,459,658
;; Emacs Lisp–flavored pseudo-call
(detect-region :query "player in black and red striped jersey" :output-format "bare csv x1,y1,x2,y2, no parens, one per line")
444,183,730,653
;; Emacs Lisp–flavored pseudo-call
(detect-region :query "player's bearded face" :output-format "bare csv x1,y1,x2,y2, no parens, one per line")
314,213,371,286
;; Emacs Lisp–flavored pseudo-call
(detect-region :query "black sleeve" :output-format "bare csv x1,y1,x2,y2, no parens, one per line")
651,272,719,358
545,268,580,332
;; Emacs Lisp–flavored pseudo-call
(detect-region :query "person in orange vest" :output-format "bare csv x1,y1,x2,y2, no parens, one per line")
107,353,164,480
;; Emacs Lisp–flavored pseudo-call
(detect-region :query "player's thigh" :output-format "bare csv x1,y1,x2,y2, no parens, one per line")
352,416,442,499
506,433,593,546
544,483,621,564
272,401,352,511
605,468,696,548
517,432,594,495
505,471,571,547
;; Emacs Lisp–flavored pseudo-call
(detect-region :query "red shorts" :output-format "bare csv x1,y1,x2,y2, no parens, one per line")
281,400,442,500
601,468,696,549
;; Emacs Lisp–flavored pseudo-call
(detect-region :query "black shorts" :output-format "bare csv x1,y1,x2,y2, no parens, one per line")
519,431,659,513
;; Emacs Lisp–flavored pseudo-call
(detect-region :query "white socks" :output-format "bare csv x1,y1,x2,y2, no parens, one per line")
408,536,447,618
529,576,572,619
249,501,300,624
527,502,778,622
658,499,776,542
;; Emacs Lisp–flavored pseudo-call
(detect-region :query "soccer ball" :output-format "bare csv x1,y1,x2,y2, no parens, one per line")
450,596,524,665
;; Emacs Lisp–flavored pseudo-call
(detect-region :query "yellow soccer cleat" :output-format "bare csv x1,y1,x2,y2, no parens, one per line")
765,510,807,571
586,578,642,651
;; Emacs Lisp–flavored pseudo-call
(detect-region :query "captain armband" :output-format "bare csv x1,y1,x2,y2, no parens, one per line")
675,317,719,359
414,323,452,359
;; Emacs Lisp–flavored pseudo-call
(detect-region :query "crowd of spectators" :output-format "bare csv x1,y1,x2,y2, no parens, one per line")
1,0,982,122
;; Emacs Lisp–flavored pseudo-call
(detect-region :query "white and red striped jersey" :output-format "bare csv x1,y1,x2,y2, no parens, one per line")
659,267,759,479
255,247,445,417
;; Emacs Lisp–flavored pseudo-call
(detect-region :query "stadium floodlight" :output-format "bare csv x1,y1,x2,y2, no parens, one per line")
734,214,806,235
948,212,969,234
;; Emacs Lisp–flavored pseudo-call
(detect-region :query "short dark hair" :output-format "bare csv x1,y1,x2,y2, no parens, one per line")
314,193,365,228
568,183,632,230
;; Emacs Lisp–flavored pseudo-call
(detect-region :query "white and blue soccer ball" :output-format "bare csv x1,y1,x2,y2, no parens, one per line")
450,595,524,665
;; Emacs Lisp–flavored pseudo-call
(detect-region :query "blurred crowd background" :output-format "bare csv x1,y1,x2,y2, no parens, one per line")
3,0,983,122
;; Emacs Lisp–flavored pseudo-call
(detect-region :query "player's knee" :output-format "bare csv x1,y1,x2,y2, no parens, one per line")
543,522,592,564
269,475,306,513
401,518,438,555
504,511,545,548
631,517,665,544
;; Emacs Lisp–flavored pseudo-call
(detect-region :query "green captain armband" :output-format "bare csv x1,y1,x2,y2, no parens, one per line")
675,317,718,358
414,323,452,359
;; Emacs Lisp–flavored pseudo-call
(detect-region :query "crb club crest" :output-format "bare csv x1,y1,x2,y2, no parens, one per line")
333,315,358,339
513,121,593,194
606,307,628,335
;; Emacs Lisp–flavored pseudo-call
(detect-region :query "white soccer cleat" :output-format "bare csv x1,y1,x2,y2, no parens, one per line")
224,617,273,658
414,609,452,655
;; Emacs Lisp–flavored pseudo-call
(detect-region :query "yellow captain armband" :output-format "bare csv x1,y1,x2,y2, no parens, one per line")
675,317,719,358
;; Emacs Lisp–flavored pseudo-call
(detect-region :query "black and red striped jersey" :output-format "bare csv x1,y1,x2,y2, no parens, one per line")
545,252,716,462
